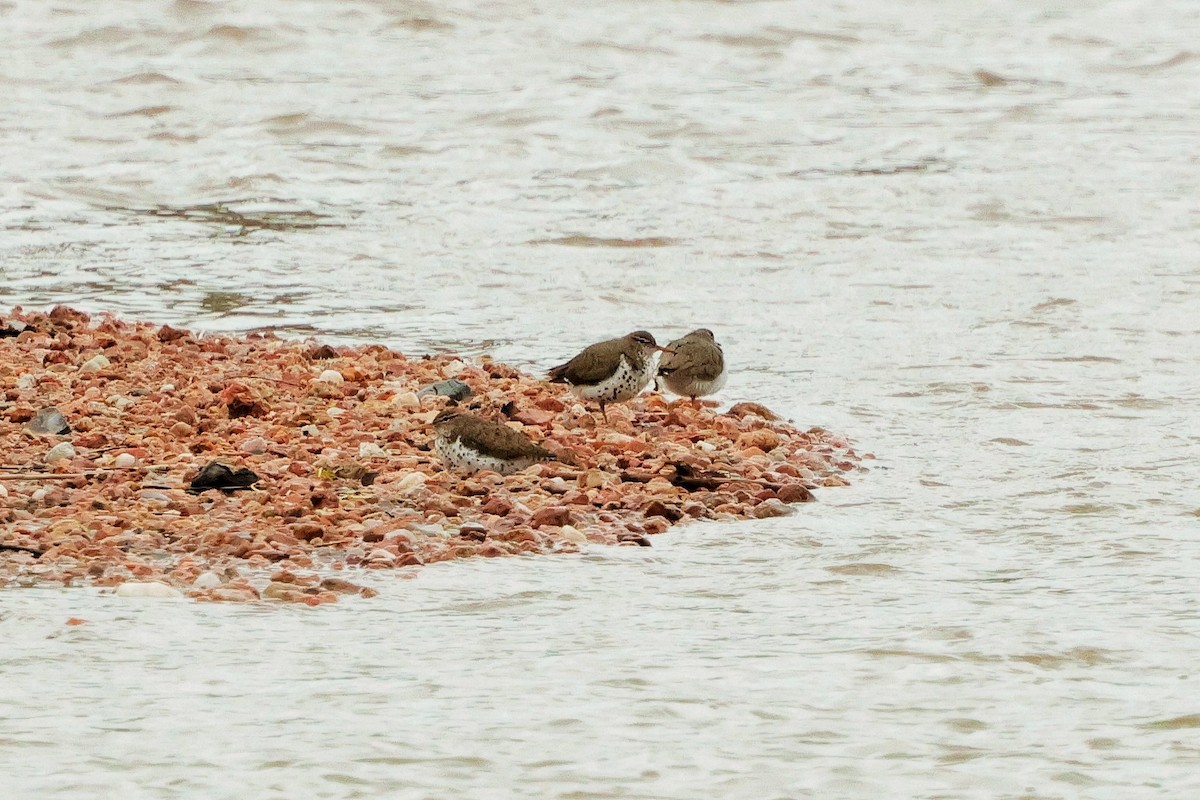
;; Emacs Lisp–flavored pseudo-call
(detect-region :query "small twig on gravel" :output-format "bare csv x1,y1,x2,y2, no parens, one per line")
619,464,815,495
224,373,304,386
0,465,177,481
0,544,45,558
619,469,781,491
0,472,97,481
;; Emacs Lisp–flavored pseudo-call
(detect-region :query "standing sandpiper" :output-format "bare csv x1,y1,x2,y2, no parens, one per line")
432,409,557,475
657,328,727,402
547,330,671,421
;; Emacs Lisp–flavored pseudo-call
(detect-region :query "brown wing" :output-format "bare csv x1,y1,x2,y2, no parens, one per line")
659,336,724,380
547,337,623,386
457,416,555,460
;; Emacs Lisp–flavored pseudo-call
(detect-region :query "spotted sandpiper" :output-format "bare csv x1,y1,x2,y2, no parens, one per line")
546,330,670,421
431,408,557,475
657,328,727,402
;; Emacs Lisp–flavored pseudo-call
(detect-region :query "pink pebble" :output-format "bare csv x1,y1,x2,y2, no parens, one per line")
239,437,268,455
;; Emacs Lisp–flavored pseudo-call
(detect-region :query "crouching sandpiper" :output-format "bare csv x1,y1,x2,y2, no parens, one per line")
432,408,558,475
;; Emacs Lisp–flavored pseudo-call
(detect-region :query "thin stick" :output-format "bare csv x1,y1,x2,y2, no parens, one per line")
0,465,177,481
223,373,304,387
0,544,44,557
619,469,815,497
0,472,94,481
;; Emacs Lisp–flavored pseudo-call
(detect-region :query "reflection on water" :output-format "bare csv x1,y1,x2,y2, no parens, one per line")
4,0,1200,796
123,203,344,237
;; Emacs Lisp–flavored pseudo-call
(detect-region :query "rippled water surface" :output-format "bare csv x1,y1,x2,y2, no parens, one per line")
4,0,1200,797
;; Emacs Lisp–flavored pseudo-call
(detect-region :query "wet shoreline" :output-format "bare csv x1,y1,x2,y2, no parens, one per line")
1,306,862,603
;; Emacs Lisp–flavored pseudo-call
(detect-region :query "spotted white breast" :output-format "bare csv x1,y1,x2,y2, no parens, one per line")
435,434,542,475
570,354,656,404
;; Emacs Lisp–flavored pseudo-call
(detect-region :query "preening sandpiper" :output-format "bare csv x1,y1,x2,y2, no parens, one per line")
658,328,726,402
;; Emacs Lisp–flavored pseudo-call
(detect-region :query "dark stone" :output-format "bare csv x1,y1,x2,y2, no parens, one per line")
305,343,339,360
642,500,682,521
0,543,44,558
416,379,472,402
457,522,489,542
188,461,261,493
25,407,70,436
157,324,189,343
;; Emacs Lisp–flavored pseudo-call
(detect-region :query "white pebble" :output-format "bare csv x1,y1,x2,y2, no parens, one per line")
316,369,344,384
79,354,111,373
113,453,137,469
44,441,76,465
115,581,183,598
544,477,571,494
358,442,387,459
366,549,395,564
558,525,588,544
393,391,420,410
563,403,593,427
327,406,345,417
159,383,175,393
192,572,223,590
602,432,638,445
443,360,467,377
16,374,37,390
31,488,47,503
396,472,427,492
0,483,7,498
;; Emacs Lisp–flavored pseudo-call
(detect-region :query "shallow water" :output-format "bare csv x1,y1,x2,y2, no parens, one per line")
4,0,1200,797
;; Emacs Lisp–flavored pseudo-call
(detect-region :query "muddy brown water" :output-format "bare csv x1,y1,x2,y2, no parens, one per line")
3,1,1200,797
